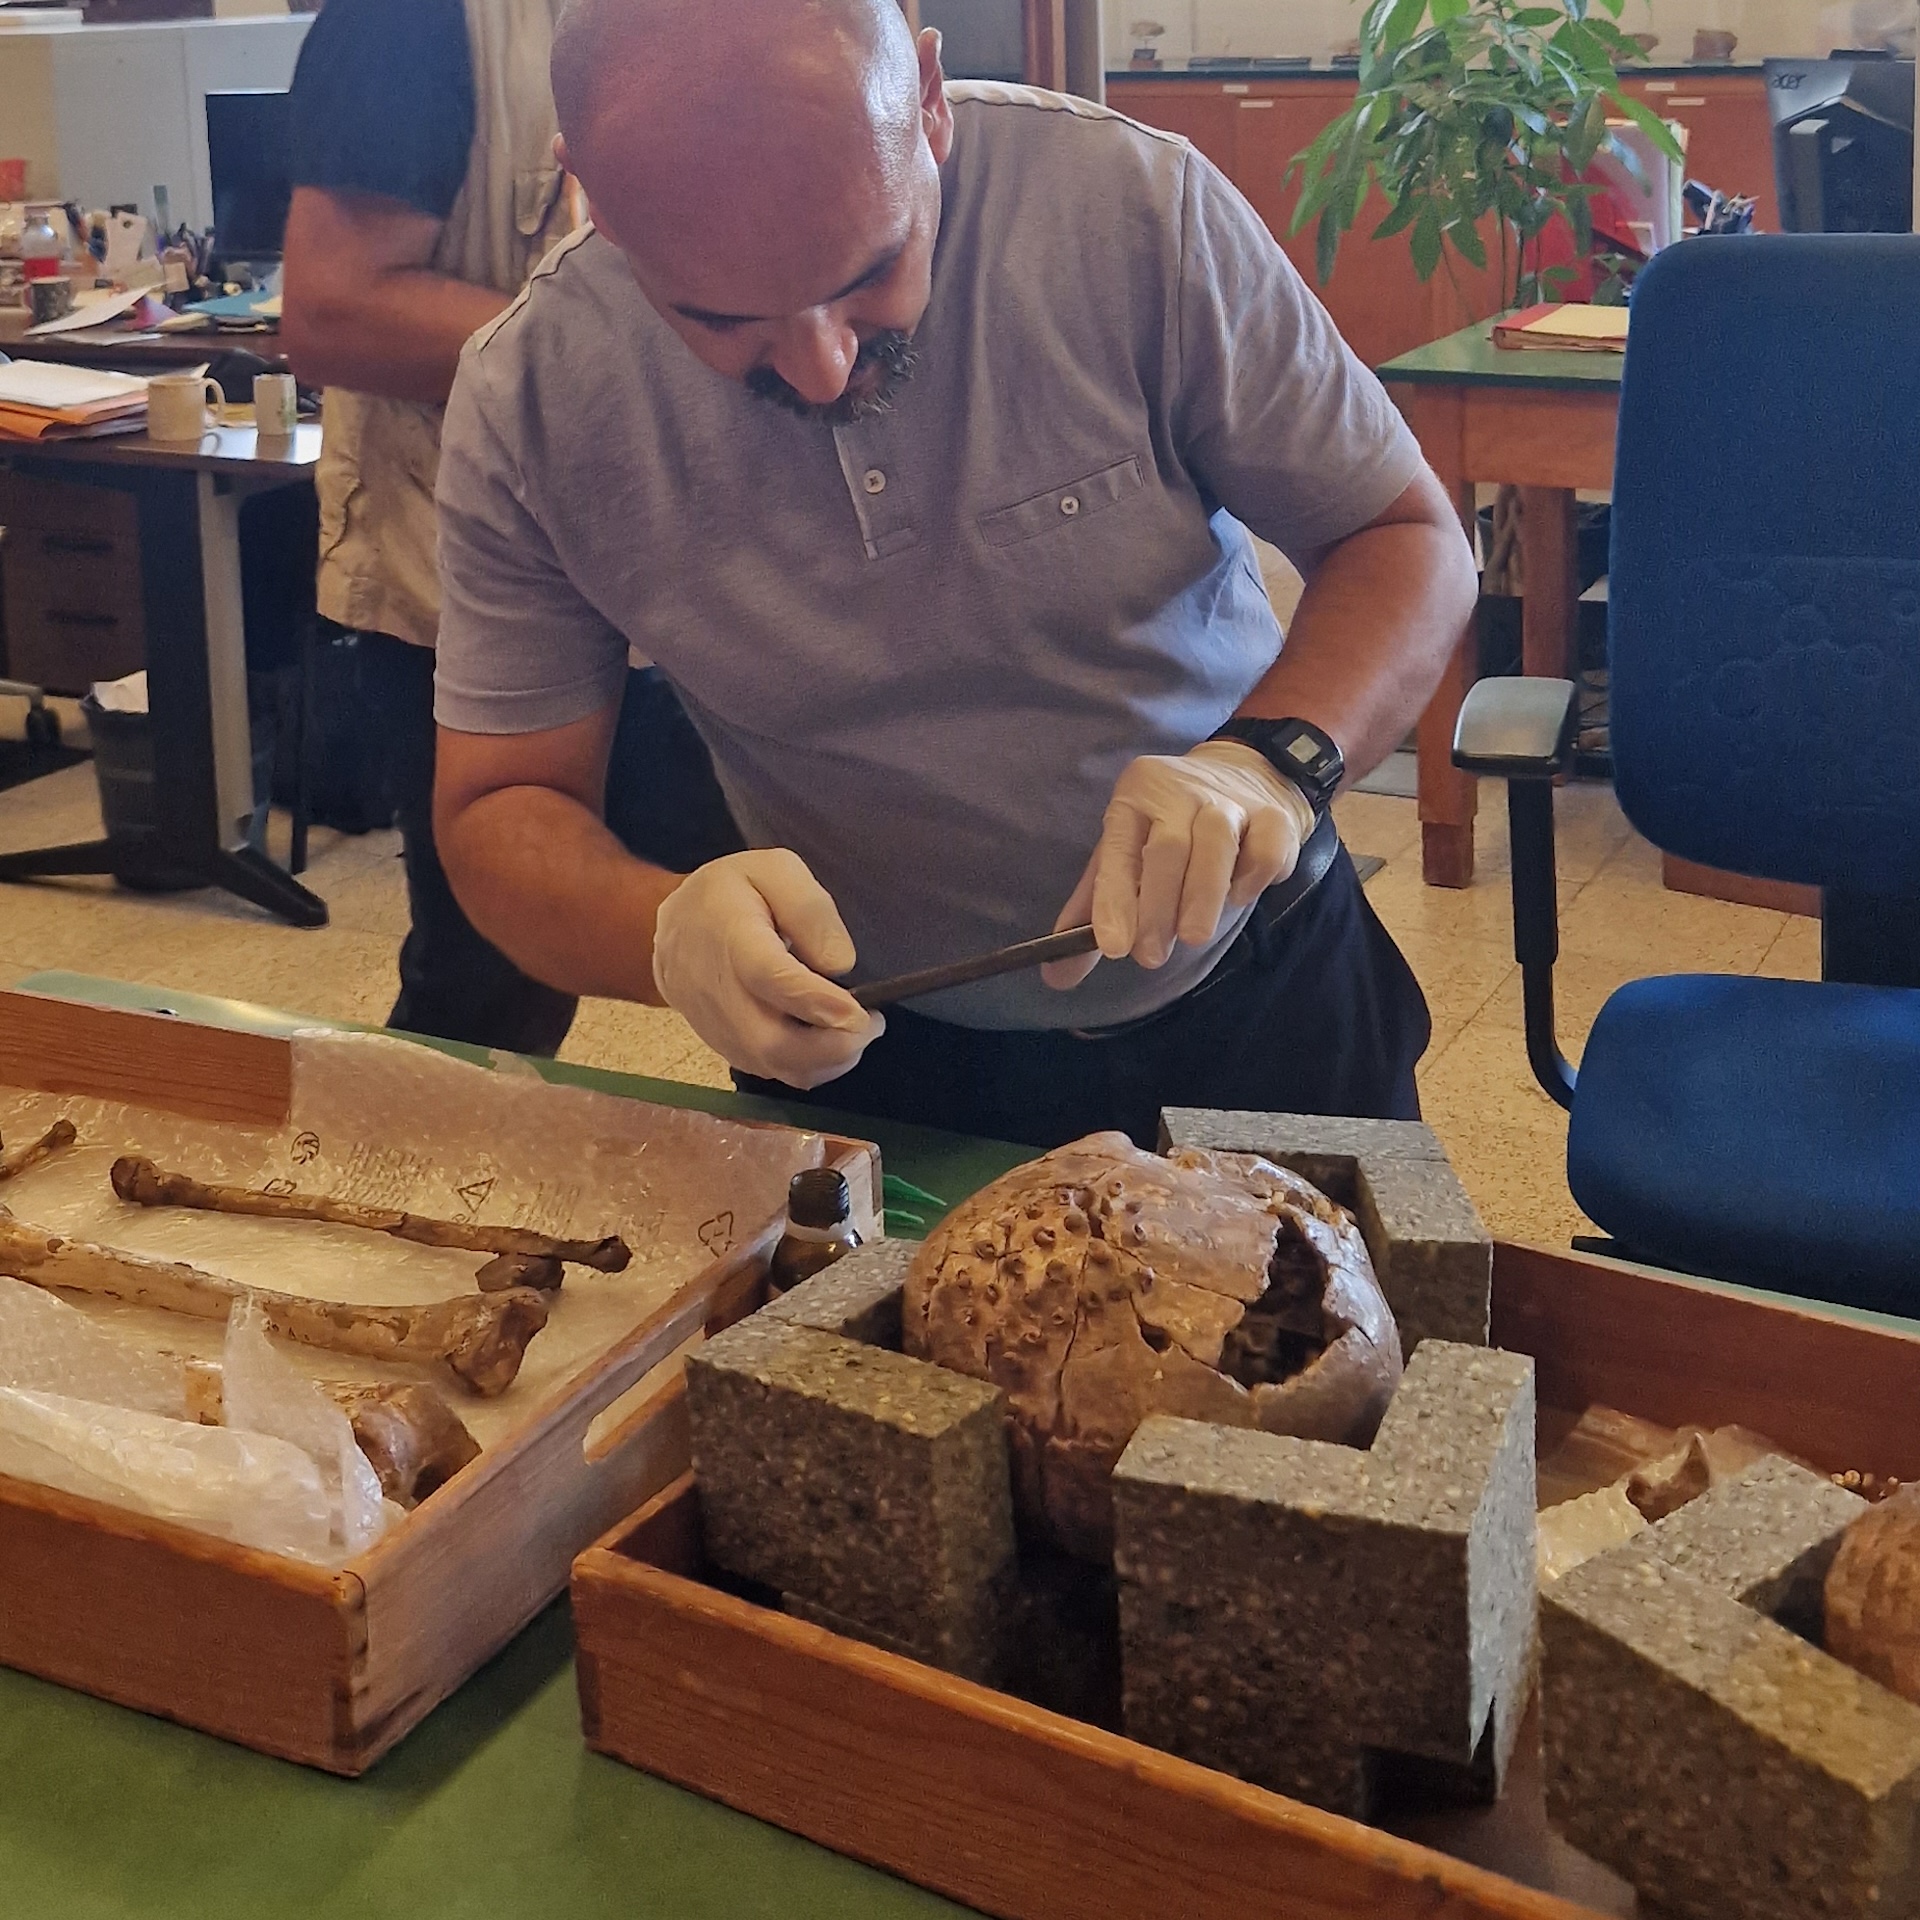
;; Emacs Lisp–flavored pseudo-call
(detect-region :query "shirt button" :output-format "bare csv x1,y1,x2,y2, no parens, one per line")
863,469,887,495
1060,494,1081,517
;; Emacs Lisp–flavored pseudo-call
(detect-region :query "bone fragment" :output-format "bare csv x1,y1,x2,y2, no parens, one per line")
320,1383,481,1505
162,1359,480,1505
110,1156,630,1272
475,1252,565,1293
0,1120,78,1183
0,1214,549,1396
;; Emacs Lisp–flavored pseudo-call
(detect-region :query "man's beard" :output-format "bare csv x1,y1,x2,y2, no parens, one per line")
745,330,921,425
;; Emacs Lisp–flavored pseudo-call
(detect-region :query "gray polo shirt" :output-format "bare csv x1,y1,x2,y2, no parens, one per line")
434,81,1424,1031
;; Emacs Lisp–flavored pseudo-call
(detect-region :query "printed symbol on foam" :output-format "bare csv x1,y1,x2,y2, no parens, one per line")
457,1176,496,1217
291,1131,321,1165
698,1210,735,1256
262,1178,297,1197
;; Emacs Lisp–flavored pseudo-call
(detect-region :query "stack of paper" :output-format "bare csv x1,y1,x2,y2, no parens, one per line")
1492,304,1631,353
0,361,148,441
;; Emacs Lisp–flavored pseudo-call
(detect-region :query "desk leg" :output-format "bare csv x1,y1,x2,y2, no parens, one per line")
1402,388,1480,888
1518,486,1578,679
0,465,327,928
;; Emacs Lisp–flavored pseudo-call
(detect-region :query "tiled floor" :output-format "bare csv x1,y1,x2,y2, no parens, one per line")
0,689,1819,1252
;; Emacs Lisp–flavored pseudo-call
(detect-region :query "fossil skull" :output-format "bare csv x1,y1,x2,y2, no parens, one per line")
902,1132,1403,1561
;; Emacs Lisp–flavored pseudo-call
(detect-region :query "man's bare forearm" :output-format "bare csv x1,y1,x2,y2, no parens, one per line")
282,271,509,406
1238,480,1477,780
438,786,680,1003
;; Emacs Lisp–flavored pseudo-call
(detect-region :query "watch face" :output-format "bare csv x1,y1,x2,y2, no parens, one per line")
1284,733,1324,770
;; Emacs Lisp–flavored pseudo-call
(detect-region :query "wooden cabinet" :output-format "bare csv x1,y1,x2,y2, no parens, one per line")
1107,76,1503,368
0,470,146,695
1107,71,1779,366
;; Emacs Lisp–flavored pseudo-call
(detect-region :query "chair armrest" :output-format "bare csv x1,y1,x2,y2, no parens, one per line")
1452,678,1579,778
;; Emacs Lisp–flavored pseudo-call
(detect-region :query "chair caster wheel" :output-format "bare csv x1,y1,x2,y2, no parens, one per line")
24,706,60,751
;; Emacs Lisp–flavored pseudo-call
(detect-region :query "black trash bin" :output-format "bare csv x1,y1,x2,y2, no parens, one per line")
83,694,274,891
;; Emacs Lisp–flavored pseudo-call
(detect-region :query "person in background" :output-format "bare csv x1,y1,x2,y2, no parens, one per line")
281,0,740,1052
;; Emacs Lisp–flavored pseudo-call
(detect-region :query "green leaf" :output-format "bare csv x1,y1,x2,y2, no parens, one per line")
1449,215,1489,267
1379,0,1433,51
1316,206,1344,285
1410,207,1444,279
1372,192,1422,238
1609,91,1687,161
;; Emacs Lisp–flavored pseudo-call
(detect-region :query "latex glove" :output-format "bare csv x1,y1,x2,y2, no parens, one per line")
1043,740,1318,990
653,849,883,1089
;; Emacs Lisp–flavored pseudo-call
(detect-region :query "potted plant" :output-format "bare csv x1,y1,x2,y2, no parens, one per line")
1288,0,1681,311
1289,0,1681,704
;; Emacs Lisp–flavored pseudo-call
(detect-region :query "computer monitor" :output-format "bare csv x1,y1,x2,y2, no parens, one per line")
206,89,293,260
1766,56,1914,232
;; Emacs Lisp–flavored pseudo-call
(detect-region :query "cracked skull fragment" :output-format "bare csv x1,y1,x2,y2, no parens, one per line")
901,1132,1404,1560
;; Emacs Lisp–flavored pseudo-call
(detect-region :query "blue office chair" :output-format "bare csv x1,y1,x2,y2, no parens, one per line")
1453,235,1920,1315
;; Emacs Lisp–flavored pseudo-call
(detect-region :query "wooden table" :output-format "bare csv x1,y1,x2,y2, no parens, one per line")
0,423,326,926
1378,322,1620,889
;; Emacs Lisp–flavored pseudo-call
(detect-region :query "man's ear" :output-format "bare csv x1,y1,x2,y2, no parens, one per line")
917,27,953,163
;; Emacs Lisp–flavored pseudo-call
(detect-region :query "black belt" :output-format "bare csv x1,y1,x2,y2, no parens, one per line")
1067,808,1342,1042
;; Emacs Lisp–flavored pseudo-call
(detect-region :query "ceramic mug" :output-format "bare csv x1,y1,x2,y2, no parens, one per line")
253,371,298,438
147,373,224,443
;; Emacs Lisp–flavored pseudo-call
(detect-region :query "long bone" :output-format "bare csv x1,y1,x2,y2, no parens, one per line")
0,1213,549,1396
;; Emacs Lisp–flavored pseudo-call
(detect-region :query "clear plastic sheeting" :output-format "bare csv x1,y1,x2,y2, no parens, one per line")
0,1388,335,1561
222,1299,388,1558
0,1274,189,1416
0,1279,390,1562
0,1028,831,1447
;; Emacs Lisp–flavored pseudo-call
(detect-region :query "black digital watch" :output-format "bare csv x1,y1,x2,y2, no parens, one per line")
1207,717,1346,816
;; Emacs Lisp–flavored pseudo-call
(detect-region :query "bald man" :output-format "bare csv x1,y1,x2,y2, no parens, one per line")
430,0,1479,1149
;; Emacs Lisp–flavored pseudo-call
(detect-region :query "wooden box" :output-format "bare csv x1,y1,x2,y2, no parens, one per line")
574,1243,1920,1920
0,990,878,1775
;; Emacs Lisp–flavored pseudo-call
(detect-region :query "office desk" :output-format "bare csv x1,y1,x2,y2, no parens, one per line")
0,422,326,927
0,323,286,378
1378,323,1619,888
0,971,1030,1920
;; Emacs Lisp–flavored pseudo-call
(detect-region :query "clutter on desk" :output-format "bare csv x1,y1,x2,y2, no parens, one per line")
0,359,147,441
1684,177,1758,235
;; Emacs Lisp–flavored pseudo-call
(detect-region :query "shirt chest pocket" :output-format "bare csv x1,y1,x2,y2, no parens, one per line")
977,456,1144,549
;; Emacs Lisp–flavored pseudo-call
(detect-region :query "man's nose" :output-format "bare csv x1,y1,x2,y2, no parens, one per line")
771,313,857,406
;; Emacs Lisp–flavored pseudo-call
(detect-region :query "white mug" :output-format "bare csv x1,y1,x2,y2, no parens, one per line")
147,373,224,443
253,371,298,438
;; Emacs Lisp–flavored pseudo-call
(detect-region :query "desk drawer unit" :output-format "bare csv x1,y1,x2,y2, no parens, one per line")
0,471,146,692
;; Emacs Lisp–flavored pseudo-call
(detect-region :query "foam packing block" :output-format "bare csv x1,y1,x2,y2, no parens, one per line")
1112,1340,1537,1818
1544,1457,1920,1920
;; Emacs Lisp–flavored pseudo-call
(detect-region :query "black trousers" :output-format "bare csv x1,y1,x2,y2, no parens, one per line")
362,636,744,1054
738,845,1431,1149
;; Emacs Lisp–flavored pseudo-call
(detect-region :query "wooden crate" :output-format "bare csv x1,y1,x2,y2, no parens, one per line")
574,1243,1920,1920
0,989,879,1774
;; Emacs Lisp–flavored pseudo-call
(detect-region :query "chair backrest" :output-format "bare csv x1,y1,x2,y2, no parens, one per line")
1610,234,1920,895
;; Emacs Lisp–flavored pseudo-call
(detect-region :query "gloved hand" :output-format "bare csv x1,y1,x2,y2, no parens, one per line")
1042,740,1318,990
653,849,883,1089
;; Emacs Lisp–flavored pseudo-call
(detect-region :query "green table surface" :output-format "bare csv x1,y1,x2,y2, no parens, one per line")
2,972,1035,1920
1377,317,1627,393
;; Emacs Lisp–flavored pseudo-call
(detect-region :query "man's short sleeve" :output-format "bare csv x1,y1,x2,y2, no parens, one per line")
1173,150,1425,561
434,352,630,734
288,0,475,219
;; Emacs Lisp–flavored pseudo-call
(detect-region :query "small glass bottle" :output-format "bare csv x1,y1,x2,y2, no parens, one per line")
768,1168,862,1297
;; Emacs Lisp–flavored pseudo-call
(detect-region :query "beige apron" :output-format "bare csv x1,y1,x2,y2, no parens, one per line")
314,0,577,649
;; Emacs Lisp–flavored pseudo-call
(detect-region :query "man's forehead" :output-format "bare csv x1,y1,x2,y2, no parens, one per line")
604,146,915,321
